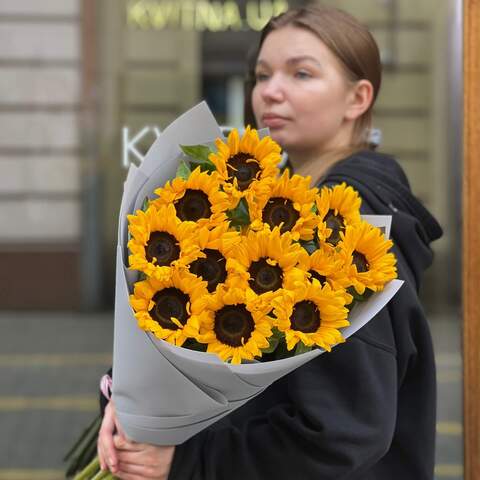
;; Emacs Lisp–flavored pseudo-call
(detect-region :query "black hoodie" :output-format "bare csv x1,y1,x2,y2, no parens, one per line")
168,150,443,479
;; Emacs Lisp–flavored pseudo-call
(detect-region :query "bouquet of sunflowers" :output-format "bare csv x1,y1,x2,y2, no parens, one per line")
68,102,402,479
128,137,396,362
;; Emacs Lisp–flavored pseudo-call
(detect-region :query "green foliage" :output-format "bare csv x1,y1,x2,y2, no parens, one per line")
176,160,192,180
227,198,250,229
299,239,319,254
294,341,312,356
182,338,208,352
180,144,216,172
64,413,101,478
346,286,375,312
261,327,283,354
273,338,292,360
347,286,374,303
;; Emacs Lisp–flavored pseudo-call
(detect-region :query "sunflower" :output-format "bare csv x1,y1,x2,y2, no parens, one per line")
129,268,207,346
194,286,273,364
337,220,397,295
209,126,281,208
128,203,202,279
297,247,352,304
250,169,319,241
187,223,241,293
272,281,349,352
226,226,306,305
150,167,230,229
316,183,362,246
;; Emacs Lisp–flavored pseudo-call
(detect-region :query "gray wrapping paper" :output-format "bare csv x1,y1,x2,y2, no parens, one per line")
111,101,404,446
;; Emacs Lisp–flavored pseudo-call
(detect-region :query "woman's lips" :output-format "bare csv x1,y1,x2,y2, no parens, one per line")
262,114,288,128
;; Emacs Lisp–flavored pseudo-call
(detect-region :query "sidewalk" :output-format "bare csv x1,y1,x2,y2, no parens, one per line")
0,310,463,479
0,312,113,480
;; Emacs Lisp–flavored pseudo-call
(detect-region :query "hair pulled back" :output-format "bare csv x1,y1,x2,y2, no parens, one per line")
244,5,382,150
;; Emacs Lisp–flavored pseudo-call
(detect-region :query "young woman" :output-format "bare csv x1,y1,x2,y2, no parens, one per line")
98,6,442,479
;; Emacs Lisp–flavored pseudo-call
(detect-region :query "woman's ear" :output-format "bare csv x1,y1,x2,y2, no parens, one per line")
345,80,374,120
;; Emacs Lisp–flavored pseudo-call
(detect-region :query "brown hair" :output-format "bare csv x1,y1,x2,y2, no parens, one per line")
244,5,382,176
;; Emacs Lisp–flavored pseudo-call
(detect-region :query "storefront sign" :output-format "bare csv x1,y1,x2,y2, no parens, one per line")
127,0,289,31
122,126,162,168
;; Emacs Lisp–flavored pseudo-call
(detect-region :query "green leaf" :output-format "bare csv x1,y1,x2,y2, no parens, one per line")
346,287,374,312
261,327,284,356
273,339,293,360
180,144,211,162
346,298,357,312
64,413,101,462
190,158,216,173
176,160,191,180
346,286,361,301
142,196,149,211
363,288,374,300
64,414,102,477
299,239,318,254
271,326,283,339
261,335,280,354
294,341,312,356
347,286,371,302
182,338,208,352
180,144,216,172
227,198,250,228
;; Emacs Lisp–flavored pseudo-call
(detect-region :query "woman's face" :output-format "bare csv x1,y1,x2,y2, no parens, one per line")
252,26,356,155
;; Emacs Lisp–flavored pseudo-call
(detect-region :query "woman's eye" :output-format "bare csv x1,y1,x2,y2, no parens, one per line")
295,70,311,79
255,72,269,82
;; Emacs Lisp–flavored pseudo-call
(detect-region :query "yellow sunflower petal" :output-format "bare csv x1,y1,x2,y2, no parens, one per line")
227,226,305,305
208,128,281,208
273,282,348,352
127,203,204,278
249,170,318,241
129,269,208,345
315,183,362,246
194,287,273,363
338,220,397,294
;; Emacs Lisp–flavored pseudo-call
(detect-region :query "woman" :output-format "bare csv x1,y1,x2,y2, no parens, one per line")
98,6,442,479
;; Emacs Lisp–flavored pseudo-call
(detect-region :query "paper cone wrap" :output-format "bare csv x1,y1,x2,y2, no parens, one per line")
112,102,403,445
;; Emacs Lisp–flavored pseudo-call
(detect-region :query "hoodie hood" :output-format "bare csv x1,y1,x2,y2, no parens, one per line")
319,150,443,290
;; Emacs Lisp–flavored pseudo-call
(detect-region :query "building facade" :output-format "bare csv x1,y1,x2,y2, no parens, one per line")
0,0,461,310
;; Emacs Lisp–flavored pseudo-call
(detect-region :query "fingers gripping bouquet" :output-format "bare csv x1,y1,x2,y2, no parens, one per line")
109,103,402,449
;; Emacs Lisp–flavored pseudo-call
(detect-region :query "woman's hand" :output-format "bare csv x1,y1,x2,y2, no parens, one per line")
97,400,175,478
97,400,126,474
113,434,175,480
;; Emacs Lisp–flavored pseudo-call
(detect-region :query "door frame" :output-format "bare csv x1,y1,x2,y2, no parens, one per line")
463,1,480,479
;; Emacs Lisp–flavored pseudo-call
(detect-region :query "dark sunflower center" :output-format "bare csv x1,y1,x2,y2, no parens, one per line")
146,231,180,266
227,153,260,191
308,270,327,286
352,251,369,273
262,197,300,234
325,209,345,245
175,189,212,222
214,304,255,347
151,287,189,330
249,258,283,294
189,249,227,293
291,300,320,333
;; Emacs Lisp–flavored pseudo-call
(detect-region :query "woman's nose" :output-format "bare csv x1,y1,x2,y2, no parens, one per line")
260,75,285,102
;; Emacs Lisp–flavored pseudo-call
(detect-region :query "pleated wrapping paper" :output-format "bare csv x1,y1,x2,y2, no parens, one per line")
112,101,403,445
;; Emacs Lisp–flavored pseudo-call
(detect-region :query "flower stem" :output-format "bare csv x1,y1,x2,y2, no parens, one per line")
73,455,99,480
91,468,113,479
